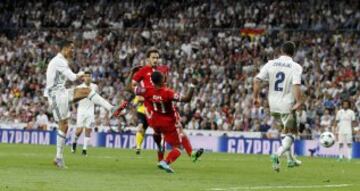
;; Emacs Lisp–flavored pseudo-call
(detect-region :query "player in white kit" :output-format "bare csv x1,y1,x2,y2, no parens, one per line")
253,41,303,172
71,71,97,156
44,40,126,168
334,100,357,160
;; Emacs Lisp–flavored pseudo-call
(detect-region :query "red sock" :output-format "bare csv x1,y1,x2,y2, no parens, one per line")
181,136,193,156
157,151,164,161
165,148,181,164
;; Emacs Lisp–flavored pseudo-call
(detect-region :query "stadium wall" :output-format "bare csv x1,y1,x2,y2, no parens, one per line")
0,128,359,158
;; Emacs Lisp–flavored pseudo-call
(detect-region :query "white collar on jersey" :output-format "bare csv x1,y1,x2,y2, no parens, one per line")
279,55,293,60
56,53,69,63
57,53,65,58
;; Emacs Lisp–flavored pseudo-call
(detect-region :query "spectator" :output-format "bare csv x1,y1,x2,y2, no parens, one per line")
34,110,49,130
320,109,333,132
188,117,200,130
0,0,358,138
266,124,280,139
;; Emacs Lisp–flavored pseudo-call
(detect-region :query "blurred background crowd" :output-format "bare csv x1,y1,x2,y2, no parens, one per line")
0,0,359,140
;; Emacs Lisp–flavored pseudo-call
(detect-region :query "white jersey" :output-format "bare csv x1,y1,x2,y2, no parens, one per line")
256,55,303,114
336,109,356,134
77,83,98,116
44,53,77,97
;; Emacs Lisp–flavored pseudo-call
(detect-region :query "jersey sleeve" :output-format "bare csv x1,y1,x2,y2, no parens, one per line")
94,84,99,92
132,68,144,82
292,66,303,85
351,111,356,121
135,86,146,96
161,66,169,76
255,63,269,81
57,60,77,81
162,66,169,83
336,111,340,121
132,96,139,105
168,89,180,101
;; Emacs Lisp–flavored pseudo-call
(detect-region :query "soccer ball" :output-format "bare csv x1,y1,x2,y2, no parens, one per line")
319,132,335,148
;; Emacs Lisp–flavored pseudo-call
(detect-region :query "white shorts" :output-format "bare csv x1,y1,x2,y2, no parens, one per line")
48,89,74,122
76,114,95,129
338,133,352,144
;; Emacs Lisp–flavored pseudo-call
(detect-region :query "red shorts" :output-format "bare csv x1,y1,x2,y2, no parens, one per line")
148,112,176,129
150,113,180,147
153,128,180,147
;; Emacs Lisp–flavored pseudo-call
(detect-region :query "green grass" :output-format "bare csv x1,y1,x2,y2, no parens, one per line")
0,144,359,191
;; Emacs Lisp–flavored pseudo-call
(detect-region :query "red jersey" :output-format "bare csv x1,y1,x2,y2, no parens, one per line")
136,86,179,116
132,65,169,88
136,86,180,132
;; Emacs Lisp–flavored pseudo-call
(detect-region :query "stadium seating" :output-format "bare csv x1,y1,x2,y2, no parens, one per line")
0,0,359,140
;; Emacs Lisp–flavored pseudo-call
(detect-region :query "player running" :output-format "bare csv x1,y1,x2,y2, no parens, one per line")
334,100,357,161
135,71,200,173
253,41,303,172
131,47,203,161
71,71,98,156
44,40,126,168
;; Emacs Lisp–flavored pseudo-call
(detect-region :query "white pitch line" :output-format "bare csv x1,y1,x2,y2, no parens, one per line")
0,152,248,161
208,184,352,191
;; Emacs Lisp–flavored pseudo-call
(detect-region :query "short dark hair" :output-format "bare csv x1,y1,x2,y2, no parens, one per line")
281,41,296,56
146,47,159,58
151,71,163,86
58,39,73,49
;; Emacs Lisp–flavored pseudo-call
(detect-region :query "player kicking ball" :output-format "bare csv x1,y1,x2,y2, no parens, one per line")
71,71,98,156
134,71,200,173
253,41,303,172
44,40,126,168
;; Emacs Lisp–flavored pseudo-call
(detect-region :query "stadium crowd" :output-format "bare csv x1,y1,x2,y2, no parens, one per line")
1,0,359,30
0,0,359,140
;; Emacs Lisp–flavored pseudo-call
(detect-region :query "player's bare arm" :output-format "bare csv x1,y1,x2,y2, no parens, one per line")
291,84,302,111
177,79,197,103
128,66,142,91
252,78,262,107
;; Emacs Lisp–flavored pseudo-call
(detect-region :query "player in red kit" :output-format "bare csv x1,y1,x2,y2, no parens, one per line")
135,71,201,173
131,47,203,162
131,48,167,159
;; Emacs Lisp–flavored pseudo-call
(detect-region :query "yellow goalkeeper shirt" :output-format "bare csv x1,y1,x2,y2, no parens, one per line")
133,96,146,114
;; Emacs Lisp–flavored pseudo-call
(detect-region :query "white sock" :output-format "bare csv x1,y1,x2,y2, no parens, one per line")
83,136,90,150
56,130,66,159
285,150,293,161
347,144,352,159
339,144,344,159
277,135,293,157
87,89,113,111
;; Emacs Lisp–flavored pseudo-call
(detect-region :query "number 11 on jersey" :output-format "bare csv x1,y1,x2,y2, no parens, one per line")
153,101,166,113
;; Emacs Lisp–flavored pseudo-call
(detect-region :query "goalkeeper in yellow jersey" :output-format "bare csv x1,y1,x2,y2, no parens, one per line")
133,96,148,155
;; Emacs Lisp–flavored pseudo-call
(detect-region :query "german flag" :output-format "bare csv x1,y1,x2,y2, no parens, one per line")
240,28,265,37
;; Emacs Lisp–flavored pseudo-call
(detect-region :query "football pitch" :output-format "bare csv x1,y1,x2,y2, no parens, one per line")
0,144,358,191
